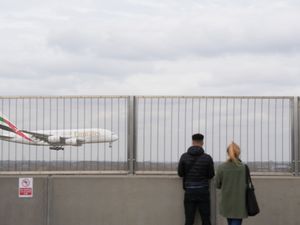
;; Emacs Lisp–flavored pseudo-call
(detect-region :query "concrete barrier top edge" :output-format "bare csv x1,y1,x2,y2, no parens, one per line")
0,175,298,180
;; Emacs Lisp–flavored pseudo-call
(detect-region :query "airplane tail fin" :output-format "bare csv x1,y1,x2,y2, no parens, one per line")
0,112,19,132
0,112,32,142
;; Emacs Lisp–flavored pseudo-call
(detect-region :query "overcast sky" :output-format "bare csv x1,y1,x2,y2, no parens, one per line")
0,0,299,96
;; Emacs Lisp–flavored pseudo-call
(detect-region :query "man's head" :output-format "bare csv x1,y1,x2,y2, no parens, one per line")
192,133,204,147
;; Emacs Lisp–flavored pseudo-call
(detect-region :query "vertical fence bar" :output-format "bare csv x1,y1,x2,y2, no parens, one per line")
35,98,38,170
292,97,299,176
246,99,249,163
69,98,73,170
198,98,201,132
157,98,160,170
56,97,59,170
83,97,86,170
218,98,222,163
142,98,146,170
239,98,242,151
177,97,180,167
253,99,256,168
274,99,277,171
288,99,292,172
15,99,18,170
76,97,79,170
260,99,263,169
134,96,138,173
170,98,174,169
97,98,100,170
7,98,9,170
21,98,24,171
205,98,208,142
212,98,215,156
104,98,107,170
127,96,136,174
163,98,167,170
267,99,270,170
63,97,66,170
184,98,187,149
118,98,121,170
150,98,153,170
233,98,235,140
281,99,284,169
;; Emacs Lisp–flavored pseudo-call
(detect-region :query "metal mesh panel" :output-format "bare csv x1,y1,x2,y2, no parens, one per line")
136,96,293,173
0,96,128,172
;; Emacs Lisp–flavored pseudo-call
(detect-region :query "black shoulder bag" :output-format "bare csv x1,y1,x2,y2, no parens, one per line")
245,164,260,216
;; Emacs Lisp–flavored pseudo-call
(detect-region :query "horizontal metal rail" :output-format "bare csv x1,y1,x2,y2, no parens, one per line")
0,171,129,175
137,96,293,99
0,95,130,99
135,171,294,176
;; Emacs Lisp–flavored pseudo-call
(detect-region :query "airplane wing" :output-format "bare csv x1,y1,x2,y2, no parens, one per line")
21,130,84,146
21,130,69,144
21,130,52,143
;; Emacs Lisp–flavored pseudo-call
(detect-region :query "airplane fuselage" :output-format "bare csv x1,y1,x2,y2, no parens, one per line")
0,128,118,147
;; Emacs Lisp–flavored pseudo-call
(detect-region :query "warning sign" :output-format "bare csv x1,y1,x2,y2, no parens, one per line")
19,178,33,198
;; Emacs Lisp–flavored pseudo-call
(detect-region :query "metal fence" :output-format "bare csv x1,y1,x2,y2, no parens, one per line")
0,96,128,172
135,96,293,173
0,96,298,175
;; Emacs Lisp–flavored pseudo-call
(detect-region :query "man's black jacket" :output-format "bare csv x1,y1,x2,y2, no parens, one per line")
177,146,215,190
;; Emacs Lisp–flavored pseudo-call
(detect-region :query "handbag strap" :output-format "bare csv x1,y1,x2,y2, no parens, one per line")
245,164,254,188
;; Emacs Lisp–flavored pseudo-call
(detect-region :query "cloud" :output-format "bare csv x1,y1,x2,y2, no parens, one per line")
0,0,299,95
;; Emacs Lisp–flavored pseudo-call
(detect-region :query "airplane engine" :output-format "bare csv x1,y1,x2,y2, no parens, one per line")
65,138,81,146
47,136,63,144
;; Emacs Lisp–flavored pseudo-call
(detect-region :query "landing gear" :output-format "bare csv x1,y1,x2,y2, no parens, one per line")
49,146,64,151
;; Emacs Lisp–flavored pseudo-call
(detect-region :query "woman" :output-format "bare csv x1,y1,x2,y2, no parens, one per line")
216,142,247,225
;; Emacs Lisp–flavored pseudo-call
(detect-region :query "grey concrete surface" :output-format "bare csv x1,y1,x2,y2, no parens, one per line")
0,175,300,225
50,176,193,225
0,176,48,225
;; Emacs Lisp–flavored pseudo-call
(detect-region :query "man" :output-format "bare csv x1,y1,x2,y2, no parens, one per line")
178,133,215,225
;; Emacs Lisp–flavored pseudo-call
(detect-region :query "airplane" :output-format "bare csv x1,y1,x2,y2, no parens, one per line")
0,113,118,150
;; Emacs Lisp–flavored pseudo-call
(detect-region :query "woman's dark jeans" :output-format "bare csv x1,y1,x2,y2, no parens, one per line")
227,218,243,225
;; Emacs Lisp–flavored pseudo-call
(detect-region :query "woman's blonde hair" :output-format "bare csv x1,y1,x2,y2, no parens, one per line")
227,141,241,162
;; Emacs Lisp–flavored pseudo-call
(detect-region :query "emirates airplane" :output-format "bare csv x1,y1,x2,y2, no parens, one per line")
0,113,118,150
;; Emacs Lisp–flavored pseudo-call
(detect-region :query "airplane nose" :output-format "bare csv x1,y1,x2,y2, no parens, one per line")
112,134,119,141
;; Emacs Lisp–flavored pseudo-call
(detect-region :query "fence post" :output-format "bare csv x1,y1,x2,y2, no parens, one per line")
292,97,299,176
127,96,136,174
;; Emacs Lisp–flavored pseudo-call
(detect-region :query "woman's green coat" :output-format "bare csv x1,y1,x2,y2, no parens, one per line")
215,161,248,219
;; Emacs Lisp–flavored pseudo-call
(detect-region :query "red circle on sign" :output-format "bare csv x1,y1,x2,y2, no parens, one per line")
21,178,30,187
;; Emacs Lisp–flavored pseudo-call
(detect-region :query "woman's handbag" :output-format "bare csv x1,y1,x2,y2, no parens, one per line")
245,165,260,216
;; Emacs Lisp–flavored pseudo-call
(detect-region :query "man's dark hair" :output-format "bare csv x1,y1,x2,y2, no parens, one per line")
192,133,204,142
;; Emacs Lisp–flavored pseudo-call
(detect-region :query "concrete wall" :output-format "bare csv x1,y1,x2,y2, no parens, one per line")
0,176,48,225
0,176,299,225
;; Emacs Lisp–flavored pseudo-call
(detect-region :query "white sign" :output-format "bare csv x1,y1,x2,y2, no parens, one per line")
19,178,33,198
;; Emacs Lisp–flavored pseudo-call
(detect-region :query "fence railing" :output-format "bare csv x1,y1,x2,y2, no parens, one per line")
0,96,128,172
0,96,298,175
